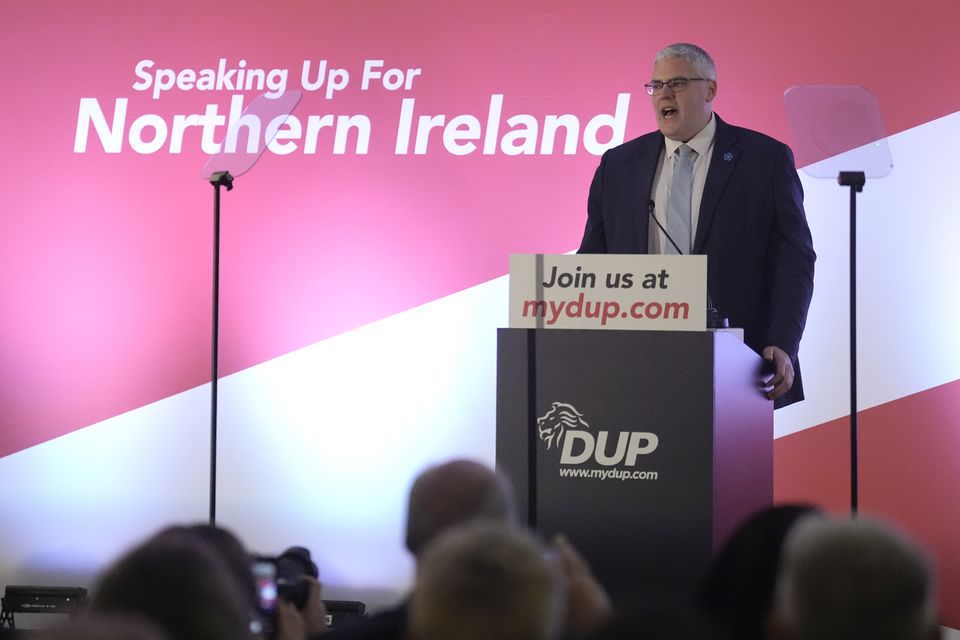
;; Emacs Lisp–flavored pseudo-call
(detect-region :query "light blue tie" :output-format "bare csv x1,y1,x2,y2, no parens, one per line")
666,144,696,254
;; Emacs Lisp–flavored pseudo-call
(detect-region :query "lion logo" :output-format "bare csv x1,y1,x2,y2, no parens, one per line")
537,402,590,450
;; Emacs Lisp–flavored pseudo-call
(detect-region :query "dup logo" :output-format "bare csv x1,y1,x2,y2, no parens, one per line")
537,402,659,466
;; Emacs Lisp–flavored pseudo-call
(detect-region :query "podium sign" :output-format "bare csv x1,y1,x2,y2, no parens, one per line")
508,254,706,331
496,329,772,596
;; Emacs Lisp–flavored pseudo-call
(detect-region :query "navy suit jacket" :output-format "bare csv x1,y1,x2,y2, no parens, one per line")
578,115,815,407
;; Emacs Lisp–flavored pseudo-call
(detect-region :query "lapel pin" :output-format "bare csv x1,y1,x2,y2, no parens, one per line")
723,151,734,161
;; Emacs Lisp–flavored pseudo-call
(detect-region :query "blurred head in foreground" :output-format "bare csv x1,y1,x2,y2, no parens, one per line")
771,514,939,640
409,522,563,640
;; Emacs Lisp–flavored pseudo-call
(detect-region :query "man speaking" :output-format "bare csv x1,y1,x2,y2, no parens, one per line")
578,43,815,408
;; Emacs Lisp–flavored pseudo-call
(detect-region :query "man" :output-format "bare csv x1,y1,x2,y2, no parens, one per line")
769,515,940,640
90,529,256,640
579,43,815,408
319,459,517,640
321,459,611,640
409,522,563,640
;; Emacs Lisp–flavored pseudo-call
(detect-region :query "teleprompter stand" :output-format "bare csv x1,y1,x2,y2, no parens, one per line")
785,85,891,515
207,170,233,525
838,170,866,513
200,90,301,524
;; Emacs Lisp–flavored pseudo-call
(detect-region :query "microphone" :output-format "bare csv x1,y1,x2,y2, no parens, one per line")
648,199,683,254
648,200,729,329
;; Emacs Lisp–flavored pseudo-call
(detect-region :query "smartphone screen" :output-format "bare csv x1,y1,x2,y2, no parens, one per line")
251,557,278,634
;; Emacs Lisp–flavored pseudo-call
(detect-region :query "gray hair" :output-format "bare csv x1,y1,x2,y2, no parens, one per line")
410,522,564,640
773,515,938,640
655,43,717,81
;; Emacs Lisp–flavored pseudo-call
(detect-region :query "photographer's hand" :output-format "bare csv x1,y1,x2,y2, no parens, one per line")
273,600,306,640
300,577,329,636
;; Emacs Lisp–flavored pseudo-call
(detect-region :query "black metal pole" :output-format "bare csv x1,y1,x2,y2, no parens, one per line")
849,184,858,514
525,330,538,528
208,171,233,525
838,171,864,514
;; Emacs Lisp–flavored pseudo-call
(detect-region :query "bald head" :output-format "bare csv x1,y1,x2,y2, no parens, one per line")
405,459,517,556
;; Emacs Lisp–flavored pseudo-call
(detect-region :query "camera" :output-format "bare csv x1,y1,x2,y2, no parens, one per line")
275,546,319,611
248,546,318,637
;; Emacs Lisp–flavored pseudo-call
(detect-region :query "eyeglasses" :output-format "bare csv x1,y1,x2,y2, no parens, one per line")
644,77,711,96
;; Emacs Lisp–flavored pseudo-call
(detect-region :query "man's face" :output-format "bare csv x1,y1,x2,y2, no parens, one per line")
650,56,716,142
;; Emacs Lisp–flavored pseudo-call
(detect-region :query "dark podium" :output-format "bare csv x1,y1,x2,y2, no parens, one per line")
496,328,772,596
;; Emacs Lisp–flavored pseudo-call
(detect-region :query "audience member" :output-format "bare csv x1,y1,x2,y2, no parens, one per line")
697,503,821,640
769,514,940,640
405,459,518,555
179,524,259,610
321,459,518,640
408,522,563,640
323,458,610,640
90,528,254,640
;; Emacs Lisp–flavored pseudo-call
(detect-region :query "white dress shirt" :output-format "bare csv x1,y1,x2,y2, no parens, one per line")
649,114,716,254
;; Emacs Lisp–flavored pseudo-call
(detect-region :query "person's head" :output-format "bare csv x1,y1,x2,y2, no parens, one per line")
175,524,259,610
405,459,517,557
771,515,939,640
649,43,717,142
409,522,563,640
697,504,821,640
91,529,252,640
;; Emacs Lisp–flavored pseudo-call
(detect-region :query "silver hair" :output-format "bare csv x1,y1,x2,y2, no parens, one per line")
773,515,938,640
410,522,564,640
655,43,717,81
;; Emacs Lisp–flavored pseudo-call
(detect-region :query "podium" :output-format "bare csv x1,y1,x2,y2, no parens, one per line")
496,328,772,596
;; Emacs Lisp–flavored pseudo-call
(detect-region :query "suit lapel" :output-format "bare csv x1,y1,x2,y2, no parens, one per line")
694,116,739,253
629,135,663,253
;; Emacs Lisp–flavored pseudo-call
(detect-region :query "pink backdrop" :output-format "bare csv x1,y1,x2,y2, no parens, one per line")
3,0,960,627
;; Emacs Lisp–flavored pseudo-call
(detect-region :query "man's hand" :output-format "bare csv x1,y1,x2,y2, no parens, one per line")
300,577,329,637
761,346,794,401
272,578,328,640
273,600,307,640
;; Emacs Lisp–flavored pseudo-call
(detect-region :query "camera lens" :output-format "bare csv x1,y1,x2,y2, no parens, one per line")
277,576,311,610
